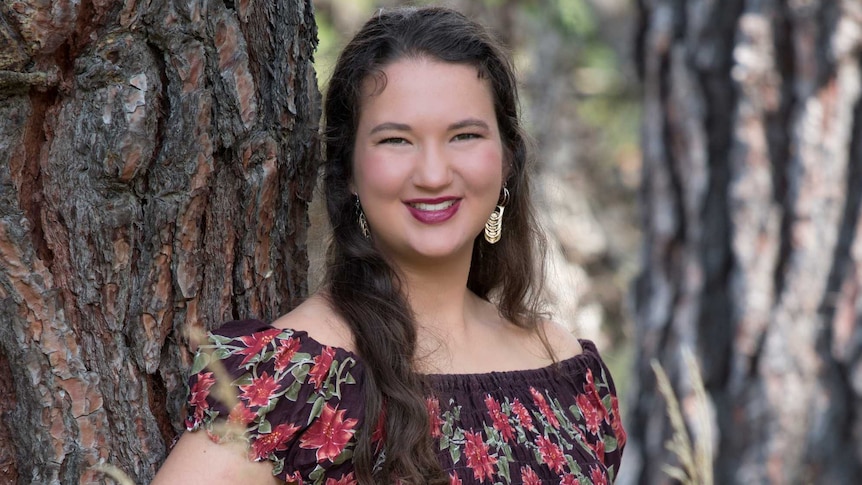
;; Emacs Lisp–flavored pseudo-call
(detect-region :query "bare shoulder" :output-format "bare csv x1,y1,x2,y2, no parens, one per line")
270,293,356,352
539,319,583,360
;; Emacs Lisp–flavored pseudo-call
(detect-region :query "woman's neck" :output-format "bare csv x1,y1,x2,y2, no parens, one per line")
396,254,476,333
395,255,510,373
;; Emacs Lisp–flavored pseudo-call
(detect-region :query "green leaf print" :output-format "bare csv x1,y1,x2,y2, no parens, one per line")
308,395,326,424
233,373,254,387
291,363,310,382
309,465,325,482
214,347,232,360
332,447,354,465
603,433,618,452
497,455,511,483
284,379,302,401
190,351,211,374
271,457,284,475
292,352,313,364
449,444,461,464
208,333,235,345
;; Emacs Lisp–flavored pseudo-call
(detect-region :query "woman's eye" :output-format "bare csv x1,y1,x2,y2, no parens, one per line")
379,137,409,145
452,133,482,141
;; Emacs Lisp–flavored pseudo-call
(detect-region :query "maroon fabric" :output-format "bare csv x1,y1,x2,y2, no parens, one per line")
185,319,626,484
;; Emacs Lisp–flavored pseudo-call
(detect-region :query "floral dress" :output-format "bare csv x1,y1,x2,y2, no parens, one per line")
185,320,626,484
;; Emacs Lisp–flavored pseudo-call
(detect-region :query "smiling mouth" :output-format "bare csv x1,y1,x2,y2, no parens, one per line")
408,200,458,211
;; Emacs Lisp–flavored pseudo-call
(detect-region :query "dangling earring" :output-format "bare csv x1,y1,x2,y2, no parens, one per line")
484,187,509,244
355,195,371,240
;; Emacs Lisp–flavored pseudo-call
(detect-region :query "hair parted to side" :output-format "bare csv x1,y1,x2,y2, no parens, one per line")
322,6,548,484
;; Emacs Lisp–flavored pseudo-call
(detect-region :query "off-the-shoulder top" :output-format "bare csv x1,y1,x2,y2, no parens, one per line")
185,319,626,484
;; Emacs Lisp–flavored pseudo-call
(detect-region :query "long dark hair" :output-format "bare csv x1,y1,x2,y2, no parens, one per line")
322,6,547,484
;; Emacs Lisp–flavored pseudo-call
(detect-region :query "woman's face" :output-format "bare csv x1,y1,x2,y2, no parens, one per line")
351,57,505,269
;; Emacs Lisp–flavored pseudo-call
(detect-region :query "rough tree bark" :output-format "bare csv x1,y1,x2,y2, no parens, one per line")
0,0,319,483
627,0,862,484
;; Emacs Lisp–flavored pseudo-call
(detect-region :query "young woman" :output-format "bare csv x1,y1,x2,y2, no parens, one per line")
154,6,625,485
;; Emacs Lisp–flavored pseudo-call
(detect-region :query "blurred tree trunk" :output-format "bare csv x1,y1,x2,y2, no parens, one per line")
629,0,862,484
0,0,319,483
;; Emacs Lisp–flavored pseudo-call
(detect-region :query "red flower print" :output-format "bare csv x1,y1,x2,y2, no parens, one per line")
426,396,443,438
610,394,627,447
484,395,515,442
300,403,359,462
240,371,281,407
464,430,497,482
590,465,608,485
584,368,598,397
325,472,357,485
449,472,463,485
577,393,604,435
584,368,609,419
236,328,282,366
284,471,303,484
250,422,300,460
560,475,580,485
189,371,215,422
520,466,541,485
512,398,535,431
535,435,566,473
309,346,336,390
530,387,560,429
227,402,257,426
274,336,300,372
590,436,606,463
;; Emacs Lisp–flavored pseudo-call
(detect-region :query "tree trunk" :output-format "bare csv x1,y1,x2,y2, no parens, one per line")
0,1,319,483
627,0,862,483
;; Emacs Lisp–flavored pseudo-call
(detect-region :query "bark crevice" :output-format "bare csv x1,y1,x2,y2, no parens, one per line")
16,90,56,267
769,1,796,301
0,345,18,484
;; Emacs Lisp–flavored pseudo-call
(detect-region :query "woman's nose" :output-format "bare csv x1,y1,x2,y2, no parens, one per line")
413,145,453,189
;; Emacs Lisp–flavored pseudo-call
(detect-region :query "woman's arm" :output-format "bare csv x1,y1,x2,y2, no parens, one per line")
151,430,281,485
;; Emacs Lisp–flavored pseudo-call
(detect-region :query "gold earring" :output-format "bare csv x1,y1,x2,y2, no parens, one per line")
355,196,371,239
484,187,509,244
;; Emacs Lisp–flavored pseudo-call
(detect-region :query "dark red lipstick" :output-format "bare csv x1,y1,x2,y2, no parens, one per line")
404,197,461,224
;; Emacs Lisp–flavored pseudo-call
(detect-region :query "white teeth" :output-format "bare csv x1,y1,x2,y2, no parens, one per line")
410,200,457,211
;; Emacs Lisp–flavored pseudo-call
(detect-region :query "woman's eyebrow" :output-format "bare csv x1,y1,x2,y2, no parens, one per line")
449,118,490,131
369,122,411,134
368,119,490,135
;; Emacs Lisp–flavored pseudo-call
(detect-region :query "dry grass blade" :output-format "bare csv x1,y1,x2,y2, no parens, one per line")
651,348,714,485
683,348,714,485
90,463,136,485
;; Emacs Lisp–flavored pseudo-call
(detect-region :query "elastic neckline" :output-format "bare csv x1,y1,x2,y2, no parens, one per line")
217,319,598,382
422,341,600,392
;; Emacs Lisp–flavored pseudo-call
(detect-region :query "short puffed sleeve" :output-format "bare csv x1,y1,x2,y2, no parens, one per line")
184,319,366,483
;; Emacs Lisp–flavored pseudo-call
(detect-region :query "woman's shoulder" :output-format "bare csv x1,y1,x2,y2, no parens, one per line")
538,318,584,361
269,293,357,353
201,294,356,356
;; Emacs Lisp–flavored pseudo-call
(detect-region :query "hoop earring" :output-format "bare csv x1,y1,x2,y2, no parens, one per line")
484,187,509,244
355,196,371,240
